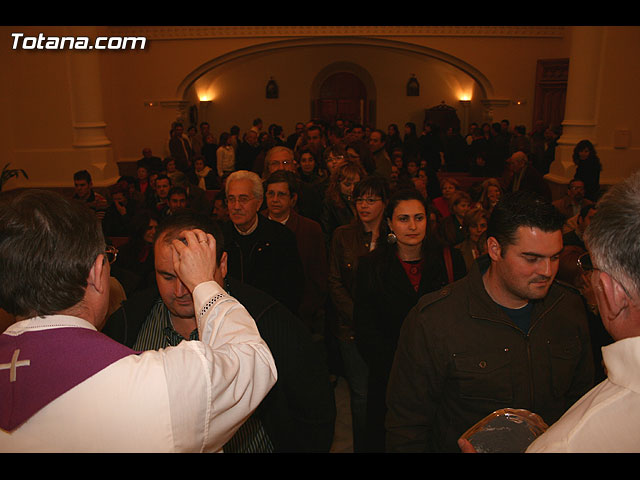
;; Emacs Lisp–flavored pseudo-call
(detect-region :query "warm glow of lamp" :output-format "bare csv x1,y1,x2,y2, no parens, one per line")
197,87,217,103
459,93,471,102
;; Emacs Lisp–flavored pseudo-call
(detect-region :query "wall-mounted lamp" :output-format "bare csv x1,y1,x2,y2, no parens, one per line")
512,100,527,106
459,99,471,135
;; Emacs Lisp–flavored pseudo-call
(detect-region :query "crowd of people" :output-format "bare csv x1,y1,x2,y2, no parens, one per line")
4,112,631,454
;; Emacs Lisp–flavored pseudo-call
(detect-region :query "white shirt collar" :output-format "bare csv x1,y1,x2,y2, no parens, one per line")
233,215,259,236
268,213,290,225
602,336,640,393
4,315,97,336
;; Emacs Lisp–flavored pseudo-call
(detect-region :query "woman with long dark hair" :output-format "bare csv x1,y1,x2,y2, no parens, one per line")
386,123,403,157
319,161,366,249
328,176,390,453
572,139,602,201
112,210,160,293
297,146,326,186
354,188,466,452
403,122,420,159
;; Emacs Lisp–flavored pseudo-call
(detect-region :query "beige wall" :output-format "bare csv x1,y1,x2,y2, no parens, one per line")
2,26,638,191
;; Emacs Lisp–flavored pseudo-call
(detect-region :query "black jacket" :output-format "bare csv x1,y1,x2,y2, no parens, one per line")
386,256,594,452
354,245,466,451
102,278,336,453
225,277,336,452
222,216,305,316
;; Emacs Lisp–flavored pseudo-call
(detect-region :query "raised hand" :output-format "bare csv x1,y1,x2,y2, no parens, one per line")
170,229,218,292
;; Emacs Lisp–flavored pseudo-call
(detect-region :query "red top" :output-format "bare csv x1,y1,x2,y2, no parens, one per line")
398,255,424,292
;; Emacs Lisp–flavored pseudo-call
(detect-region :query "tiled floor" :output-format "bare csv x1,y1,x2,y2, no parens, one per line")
329,376,354,453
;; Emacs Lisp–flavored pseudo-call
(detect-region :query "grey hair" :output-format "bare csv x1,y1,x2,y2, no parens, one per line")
265,146,294,164
584,170,640,298
225,169,264,200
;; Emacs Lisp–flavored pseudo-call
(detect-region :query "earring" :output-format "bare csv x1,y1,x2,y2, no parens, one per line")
387,232,397,244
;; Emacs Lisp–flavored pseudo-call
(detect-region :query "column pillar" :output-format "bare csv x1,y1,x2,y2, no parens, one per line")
65,26,118,185
548,26,604,185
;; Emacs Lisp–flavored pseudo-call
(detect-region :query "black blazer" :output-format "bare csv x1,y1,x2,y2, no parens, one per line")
353,245,466,451
354,247,466,382
222,215,305,315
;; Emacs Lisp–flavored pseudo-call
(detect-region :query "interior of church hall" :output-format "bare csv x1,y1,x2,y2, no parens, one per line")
3,26,638,195
2,25,640,453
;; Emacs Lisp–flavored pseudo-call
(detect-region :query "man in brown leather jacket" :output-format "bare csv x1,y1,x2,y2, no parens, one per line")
386,190,594,452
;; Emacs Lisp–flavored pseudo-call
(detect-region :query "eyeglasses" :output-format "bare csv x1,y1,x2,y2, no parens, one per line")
225,195,254,206
577,252,596,274
578,251,632,297
266,190,291,199
105,245,118,265
269,160,292,168
355,197,382,205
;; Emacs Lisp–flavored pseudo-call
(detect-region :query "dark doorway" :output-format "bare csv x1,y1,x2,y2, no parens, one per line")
533,59,569,130
314,72,368,125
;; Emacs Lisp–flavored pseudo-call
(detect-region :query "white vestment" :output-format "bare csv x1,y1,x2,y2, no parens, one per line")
527,336,640,453
0,281,277,453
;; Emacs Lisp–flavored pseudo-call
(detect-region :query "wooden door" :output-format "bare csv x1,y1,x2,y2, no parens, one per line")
533,59,569,129
315,72,367,125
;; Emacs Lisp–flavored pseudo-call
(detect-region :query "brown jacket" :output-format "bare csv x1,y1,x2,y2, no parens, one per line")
386,256,594,452
327,222,373,341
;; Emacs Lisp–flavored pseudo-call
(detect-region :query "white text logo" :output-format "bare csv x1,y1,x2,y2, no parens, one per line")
11,33,147,50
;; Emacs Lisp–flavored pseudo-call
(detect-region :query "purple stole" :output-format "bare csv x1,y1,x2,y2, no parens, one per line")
0,327,137,432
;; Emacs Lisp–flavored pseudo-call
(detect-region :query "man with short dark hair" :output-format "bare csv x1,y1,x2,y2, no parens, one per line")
563,203,597,251
190,122,210,156
145,174,171,216
369,129,391,179
264,146,323,223
263,170,328,337
139,147,162,173
286,122,305,150
386,190,594,452
170,172,211,217
102,184,138,238
250,117,263,134
553,178,594,225
104,210,335,452
351,124,365,142
73,169,108,221
0,190,276,452
236,129,261,172
306,125,325,157
168,122,192,171
167,186,188,214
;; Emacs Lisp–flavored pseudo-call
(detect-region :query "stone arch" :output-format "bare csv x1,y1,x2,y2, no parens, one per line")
176,36,494,101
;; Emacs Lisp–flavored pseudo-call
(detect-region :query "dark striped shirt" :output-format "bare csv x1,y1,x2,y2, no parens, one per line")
133,297,273,453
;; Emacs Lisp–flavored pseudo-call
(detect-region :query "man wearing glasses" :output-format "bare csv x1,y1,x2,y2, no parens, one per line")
0,189,276,452
222,170,304,315
524,171,640,452
263,170,328,338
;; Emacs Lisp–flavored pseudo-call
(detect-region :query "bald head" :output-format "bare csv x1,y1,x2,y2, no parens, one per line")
508,151,528,172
